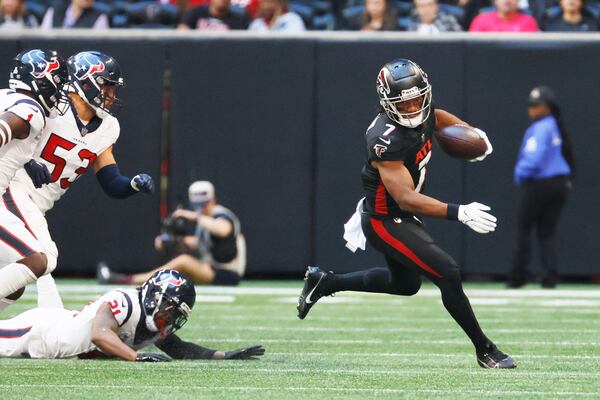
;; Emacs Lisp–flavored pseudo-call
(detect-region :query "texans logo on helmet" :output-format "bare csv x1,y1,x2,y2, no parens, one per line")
76,55,106,81
23,50,60,79
377,69,391,95
155,273,184,287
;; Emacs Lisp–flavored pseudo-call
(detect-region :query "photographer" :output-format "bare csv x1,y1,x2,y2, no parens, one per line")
98,181,246,286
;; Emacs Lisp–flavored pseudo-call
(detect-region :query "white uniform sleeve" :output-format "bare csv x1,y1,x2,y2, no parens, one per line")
5,97,46,135
100,290,134,326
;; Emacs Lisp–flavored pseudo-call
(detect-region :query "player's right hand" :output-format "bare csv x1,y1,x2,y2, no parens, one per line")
24,159,51,188
458,202,497,234
135,352,172,362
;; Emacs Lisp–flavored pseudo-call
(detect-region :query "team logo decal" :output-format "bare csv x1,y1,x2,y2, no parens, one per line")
22,50,60,79
374,144,387,158
75,54,105,81
156,273,184,287
377,68,391,95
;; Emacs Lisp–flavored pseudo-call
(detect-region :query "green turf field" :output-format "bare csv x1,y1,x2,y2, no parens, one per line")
1,280,599,399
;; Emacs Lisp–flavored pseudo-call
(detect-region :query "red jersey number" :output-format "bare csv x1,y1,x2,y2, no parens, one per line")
40,133,98,189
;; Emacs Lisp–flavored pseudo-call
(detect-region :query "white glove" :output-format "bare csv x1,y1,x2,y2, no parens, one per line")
458,202,497,234
469,128,493,162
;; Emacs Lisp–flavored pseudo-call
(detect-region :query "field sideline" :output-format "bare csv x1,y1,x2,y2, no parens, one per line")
1,280,599,399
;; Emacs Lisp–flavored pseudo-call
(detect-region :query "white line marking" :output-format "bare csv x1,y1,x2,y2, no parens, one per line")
43,285,600,299
273,352,600,360
196,338,600,346
0,385,595,397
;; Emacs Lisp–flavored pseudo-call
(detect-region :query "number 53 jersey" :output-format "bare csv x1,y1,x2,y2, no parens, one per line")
12,106,120,213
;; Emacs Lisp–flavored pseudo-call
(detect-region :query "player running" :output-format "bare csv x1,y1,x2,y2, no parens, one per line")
0,269,264,361
297,58,516,369
0,51,155,313
0,49,69,309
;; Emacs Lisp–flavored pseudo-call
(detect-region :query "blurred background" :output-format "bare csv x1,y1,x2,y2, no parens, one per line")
0,29,598,282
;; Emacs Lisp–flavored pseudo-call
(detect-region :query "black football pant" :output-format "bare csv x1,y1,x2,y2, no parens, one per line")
510,176,569,283
329,215,491,351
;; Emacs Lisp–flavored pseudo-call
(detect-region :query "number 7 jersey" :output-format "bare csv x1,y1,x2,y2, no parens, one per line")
12,104,120,213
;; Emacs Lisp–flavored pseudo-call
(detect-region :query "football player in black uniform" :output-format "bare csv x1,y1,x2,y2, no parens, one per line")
297,58,515,369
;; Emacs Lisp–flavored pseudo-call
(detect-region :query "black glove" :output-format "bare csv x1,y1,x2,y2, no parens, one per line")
224,345,265,360
131,174,155,194
135,352,172,362
24,160,51,188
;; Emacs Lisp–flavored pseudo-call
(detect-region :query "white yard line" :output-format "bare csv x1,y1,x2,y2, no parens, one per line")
47,285,600,299
273,352,600,360
196,338,600,346
0,385,596,397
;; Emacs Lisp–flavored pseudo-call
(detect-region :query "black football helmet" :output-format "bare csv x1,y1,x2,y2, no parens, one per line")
376,58,432,128
9,49,69,117
67,51,125,118
140,269,196,338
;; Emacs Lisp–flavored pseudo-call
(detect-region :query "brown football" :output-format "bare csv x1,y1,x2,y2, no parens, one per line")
434,125,487,160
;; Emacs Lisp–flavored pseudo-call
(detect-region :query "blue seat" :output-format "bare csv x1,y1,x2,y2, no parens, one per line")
24,0,48,22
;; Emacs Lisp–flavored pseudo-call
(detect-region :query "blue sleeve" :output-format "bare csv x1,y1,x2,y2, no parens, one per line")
96,164,137,199
514,122,551,184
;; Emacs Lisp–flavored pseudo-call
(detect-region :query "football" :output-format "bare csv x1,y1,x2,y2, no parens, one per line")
434,125,488,160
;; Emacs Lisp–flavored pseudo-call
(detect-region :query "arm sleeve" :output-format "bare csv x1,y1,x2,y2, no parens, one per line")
95,163,137,199
155,334,218,360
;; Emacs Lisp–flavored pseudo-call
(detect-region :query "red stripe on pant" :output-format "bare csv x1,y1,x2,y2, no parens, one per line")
370,218,443,278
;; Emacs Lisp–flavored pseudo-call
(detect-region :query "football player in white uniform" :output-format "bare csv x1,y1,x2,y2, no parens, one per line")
0,49,69,310
0,51,155,312
0,269,265,361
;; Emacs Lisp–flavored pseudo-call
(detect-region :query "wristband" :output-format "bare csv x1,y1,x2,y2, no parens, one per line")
446,203,460,220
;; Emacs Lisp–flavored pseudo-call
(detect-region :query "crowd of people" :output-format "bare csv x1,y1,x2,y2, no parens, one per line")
1,0,599,32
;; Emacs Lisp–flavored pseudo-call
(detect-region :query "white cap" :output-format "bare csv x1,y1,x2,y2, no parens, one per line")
188,181,215,209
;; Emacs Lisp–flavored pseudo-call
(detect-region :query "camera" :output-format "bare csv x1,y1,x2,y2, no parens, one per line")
159,214,198,256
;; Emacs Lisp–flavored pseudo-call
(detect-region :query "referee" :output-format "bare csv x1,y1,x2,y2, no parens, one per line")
508,86,575,288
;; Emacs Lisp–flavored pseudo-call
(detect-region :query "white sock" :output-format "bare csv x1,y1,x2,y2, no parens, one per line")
0,298,15,313
0,263,37,299
36,274,63,309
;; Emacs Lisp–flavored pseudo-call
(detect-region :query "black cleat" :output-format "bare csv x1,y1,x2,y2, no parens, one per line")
476,344,517,369
297,266,333,320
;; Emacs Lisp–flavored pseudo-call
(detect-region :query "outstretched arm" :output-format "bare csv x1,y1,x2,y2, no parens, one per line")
91,302,137,361
434,109,468,131
94,147,154,198
157,334,265,360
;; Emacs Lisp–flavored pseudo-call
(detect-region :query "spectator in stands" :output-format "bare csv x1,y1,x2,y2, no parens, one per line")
542,0,599,31
178,0,250,29
40,0,109,28
469,0,539,31
0,0,38,28
349,0,399,31
248,0,305,31
166,0,258,18
406,0,463,33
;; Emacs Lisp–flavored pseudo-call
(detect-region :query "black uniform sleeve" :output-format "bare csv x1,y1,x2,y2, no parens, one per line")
155,334,217,360
367,117,412,162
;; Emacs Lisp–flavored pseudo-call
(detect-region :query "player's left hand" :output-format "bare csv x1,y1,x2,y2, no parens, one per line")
469,128,493,162
224,345,265,360
131,174,154,194
24,159,51,188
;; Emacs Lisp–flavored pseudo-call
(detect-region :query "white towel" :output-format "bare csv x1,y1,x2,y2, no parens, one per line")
343,198,367,253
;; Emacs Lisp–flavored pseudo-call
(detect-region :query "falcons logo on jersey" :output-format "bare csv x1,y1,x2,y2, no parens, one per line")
374,144,387,158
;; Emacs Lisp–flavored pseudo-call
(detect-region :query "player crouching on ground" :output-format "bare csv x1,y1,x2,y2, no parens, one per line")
98,181,246,286
0,269,264,361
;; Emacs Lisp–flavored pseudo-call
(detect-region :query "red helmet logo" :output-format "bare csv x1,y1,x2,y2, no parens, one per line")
45,60,60,74
79,62,105,81
377,68,391,95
